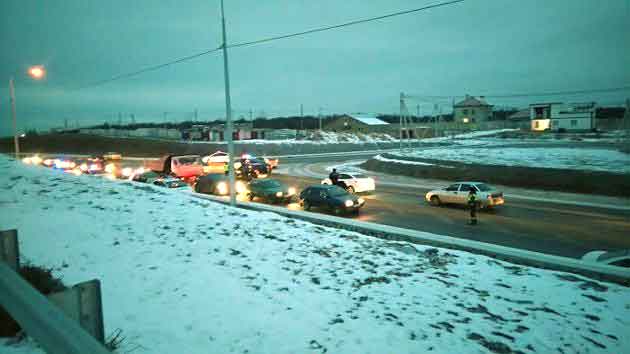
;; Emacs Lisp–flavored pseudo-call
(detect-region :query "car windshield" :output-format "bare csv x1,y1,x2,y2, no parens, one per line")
328,187,347,197
352,173,369,178
475,183,493,192
258,180,281,188
177,156,201,165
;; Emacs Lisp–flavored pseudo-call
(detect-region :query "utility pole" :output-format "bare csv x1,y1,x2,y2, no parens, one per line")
416,104,420,120
318,107,323,131
399,92,404,151
249,108,253,121
220,0,236,206
194,108,198,122
131,113,136,124
8,78,19,158
300,103,304,131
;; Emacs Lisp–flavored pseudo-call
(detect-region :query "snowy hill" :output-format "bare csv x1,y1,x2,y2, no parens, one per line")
0,155,628,354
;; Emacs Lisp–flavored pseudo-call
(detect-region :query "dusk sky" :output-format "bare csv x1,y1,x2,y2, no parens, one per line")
1,0,629,135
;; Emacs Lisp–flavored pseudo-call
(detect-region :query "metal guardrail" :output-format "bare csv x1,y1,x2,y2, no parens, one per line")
190,192,630,285
0,262,110,354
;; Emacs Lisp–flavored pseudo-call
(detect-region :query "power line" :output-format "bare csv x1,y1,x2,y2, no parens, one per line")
71,47,222,90
409,86,630,100
72,0,466,90
229,0,466,49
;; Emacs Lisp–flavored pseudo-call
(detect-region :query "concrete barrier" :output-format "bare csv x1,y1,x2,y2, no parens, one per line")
189,192,630,285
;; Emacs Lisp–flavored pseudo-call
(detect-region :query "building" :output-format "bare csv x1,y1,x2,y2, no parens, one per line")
453,95,493,124
323,114,391,134
507,109,531,130
208,123,266,141
530,102,596,132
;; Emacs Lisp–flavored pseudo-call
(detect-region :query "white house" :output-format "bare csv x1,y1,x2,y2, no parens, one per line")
530,102,596,132
453,95,493,123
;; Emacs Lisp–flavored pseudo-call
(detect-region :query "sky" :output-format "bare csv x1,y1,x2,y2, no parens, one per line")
1,0,629,135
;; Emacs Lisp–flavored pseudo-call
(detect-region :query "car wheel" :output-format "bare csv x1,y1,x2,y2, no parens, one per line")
346,186,355,194
303,200,311,211
430,195,441,206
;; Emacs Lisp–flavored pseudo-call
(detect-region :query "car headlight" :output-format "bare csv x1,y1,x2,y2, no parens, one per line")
31,155,42,165
358,198,365,204
22,157,32,164
235,181,247,194
122,167,133,177
104,163,115,173
217,182,228,195
288,187,296,195
276,191,283,197
344,200,354,207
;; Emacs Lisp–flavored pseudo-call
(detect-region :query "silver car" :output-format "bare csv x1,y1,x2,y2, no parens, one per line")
425,181,505,208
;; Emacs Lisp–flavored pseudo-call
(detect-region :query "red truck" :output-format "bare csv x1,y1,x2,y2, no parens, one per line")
144,155,204,181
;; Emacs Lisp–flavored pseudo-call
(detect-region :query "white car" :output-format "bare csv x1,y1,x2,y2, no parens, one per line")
202,151,230,164
581,250,630,268
425,181,504,208
321,172,376,193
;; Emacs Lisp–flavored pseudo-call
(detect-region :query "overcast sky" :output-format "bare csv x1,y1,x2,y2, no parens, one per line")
1,0,629,135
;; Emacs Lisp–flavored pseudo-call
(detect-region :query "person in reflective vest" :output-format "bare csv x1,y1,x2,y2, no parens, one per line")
223,162,229,175
468,187,478,225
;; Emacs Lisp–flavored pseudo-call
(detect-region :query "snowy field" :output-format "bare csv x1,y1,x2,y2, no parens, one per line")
389,147,630,174
1,156,629,354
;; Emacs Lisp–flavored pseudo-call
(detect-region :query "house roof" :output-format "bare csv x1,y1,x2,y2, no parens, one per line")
347,115,389,125
453,95,492,108
508,109,530,121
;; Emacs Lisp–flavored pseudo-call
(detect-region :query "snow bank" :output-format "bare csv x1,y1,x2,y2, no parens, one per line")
390,147,630,174
1,156,628,354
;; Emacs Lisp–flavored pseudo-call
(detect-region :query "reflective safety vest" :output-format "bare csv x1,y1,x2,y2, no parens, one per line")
223,163,229,172
468,194,477,204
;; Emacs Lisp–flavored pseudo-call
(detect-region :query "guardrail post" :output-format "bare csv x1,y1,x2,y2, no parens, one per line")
48,279,105,343
0,229,19,271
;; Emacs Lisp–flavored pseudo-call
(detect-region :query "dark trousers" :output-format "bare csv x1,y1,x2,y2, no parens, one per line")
469,203,477,225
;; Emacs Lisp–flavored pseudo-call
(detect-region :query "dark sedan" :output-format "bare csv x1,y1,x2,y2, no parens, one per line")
194,174,248,196
299,185,365,215
247,179,297,203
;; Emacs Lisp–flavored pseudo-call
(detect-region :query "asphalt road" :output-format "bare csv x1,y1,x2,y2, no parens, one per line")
268,165,630,259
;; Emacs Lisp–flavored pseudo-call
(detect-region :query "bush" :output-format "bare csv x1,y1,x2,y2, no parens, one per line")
0,265,66,337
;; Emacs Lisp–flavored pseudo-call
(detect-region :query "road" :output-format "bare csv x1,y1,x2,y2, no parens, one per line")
269,159,630,259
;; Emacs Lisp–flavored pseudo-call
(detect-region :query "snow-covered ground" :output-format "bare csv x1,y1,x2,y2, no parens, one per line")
389,147,630,174
1,156,629,354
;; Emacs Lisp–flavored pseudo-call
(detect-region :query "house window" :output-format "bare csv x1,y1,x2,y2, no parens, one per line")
462,109,468,115
471,109,475,115
571,120,577,127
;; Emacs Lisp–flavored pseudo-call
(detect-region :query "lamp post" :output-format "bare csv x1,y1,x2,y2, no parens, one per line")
219,0,236,206
8,66,45,159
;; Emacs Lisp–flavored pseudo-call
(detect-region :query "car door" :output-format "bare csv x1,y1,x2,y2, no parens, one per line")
442,183,460,203
456,183,473,204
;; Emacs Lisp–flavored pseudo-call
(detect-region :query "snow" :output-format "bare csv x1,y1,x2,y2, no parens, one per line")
1,155,629,354
390,147,630,174
348,115,390,126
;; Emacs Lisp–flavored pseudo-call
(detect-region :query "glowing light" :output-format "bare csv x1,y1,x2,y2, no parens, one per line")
275,191,283,197
121,167,133,177
31,155,42,165
104,163,115,173
71,168,82,176
288,187,296,195
27,66,46,80
358,198,365,204
217,182,228,195
22,157,32,164
43,159,54,166
235,181,247,194
344,200,354,207
80,163,88,172
462,117,470,124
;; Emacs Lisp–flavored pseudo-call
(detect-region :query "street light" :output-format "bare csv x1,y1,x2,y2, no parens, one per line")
9,65,46,158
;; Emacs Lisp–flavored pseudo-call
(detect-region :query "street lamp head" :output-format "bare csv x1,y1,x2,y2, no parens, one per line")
28,65,46,80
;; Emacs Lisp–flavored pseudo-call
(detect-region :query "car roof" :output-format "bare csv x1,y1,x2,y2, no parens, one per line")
454,181,487,184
